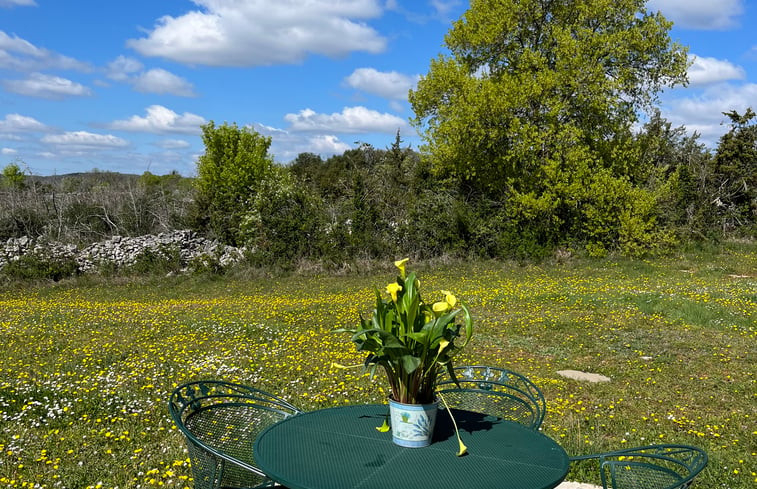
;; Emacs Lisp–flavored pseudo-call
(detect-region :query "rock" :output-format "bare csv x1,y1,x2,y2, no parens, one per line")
557,369,611,383
0,230,245,275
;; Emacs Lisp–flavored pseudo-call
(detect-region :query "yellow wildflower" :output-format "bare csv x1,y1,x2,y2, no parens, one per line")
386,282,403,302
442,290,457,308
433,301,451,313
394,258,409,278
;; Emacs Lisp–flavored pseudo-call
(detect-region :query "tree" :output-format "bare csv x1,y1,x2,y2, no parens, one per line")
2,162,27,189
193,121,275,245
409,0,688,254
633,110,715,239
711,108,757,234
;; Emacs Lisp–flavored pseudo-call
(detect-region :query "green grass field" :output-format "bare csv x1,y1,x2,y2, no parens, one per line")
0,243,755,488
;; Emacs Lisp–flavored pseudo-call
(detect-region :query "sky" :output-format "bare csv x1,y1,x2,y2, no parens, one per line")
0,0,755,176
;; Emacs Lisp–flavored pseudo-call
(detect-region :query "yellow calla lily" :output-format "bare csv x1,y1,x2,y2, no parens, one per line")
386,282,403,302
432,301,450,313
442,290,457,308
394,258,409,278
375,419,390,432
456,438,468,457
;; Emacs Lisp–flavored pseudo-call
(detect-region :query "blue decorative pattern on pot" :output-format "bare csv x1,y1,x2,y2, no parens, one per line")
388,399,439,448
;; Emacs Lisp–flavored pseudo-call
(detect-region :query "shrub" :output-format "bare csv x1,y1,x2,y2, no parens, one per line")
128,245,184,275
1,253,79,281
241,171,327,264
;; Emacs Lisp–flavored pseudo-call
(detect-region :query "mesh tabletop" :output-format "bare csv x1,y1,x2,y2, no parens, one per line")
254,404,569,489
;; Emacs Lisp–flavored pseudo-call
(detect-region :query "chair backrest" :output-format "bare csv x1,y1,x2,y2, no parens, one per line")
436,365,546,430
597,445,708,489
168,380,301,489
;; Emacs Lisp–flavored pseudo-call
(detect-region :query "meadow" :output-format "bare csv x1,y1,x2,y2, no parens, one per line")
0,243,755,489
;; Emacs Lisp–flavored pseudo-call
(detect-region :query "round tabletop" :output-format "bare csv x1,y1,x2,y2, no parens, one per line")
254,404,569,489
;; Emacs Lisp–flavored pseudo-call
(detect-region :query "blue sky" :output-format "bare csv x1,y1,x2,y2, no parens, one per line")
1,0,755,176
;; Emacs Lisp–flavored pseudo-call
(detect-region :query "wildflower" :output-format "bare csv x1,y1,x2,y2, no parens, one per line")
386,282,402,302
441,290,457,308
394,258,409,278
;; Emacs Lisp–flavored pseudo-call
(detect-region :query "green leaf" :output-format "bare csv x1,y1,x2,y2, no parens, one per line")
399,354,421,374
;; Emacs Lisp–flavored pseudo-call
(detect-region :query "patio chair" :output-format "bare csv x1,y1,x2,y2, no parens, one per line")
569,444,708,489
436,365,546,430
168,380,302,489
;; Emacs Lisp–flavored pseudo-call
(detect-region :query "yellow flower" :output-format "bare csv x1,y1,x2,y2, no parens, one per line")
375,419,390,432
457,438,468,457
386,282,403,302
442,290,457,308
433,301,451,313
394,258,409,278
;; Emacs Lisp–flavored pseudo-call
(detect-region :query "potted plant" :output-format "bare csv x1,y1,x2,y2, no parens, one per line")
337,258,473,448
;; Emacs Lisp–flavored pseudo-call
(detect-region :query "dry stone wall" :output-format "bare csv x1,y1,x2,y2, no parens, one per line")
0,230,244,274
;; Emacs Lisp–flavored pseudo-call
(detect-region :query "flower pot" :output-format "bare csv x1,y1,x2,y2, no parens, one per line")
388,398,439,447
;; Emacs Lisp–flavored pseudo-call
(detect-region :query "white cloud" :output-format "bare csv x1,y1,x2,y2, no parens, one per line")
431,0,461,19
647,0,744,30
108,105,206,134
345,68,419,100
0,113,47,132
249,122,353,160
127,0,386,67
0,30,90,72
2,73,92,99
133,68,196,96
663,83,757,145
0,0,36,7
106,55,144,81
1,147,18,155
284,106,407,133
687,55,746,86
155,138,191,149
105,56,196,97
41,131,129,149
307,134,352,154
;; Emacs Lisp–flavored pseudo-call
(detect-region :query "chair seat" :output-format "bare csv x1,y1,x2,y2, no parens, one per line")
436,365,546,430
569,444,708,489
169,380,301,489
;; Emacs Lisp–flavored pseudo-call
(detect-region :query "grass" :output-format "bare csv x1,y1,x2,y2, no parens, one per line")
0,242,755,488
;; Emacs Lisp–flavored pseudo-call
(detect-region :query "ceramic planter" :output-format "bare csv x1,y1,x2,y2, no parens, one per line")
388,398,439,447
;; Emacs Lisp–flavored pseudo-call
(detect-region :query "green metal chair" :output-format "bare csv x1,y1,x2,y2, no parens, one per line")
168,380,302,489
569,444,708,489
436,365,546,430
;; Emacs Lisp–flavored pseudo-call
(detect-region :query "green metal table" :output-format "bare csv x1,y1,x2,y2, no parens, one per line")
254,404,569,489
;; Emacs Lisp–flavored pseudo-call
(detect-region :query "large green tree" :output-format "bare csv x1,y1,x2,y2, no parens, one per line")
411,0,688,187
194,121,275,245
409,0,688,254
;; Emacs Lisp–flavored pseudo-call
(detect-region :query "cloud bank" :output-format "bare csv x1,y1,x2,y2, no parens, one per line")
128,0,387,67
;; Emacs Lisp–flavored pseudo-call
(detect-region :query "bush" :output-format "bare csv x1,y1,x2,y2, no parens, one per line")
241,171,327,264
128,245,184,275
0,208,46,240
1,253,79,281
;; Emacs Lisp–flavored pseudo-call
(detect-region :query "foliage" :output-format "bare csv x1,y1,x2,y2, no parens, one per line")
0,207,46,240
0,170,193,245
1,162,27,189
128,244,184,276
409,0,689,253
193,121,276,245
711,108,757,235
335,259,473,404
241,169,327,264
633,111,716,241
1,253,78,281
